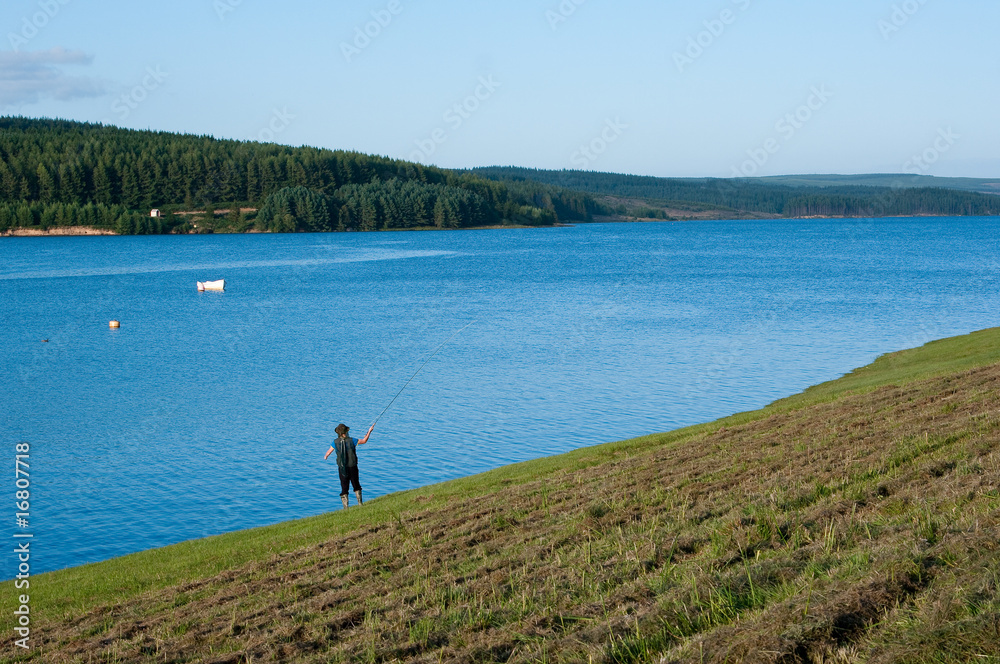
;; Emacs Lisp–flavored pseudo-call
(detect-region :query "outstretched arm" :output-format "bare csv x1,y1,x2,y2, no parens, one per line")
359,424,375,445
324,446,334,460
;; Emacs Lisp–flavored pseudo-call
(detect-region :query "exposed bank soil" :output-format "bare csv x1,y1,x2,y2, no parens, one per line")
2,226,117,236
7,365,1000,663
595,195,781,221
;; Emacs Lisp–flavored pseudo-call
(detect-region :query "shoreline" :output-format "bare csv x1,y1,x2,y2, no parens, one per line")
2,213,996,238
5,327,996,582
2,226,117,237
3,327,999,662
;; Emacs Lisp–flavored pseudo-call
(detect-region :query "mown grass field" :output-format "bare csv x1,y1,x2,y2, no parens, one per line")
4,329,1000,662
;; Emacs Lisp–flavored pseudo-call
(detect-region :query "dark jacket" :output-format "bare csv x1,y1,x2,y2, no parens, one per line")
334,436,359,470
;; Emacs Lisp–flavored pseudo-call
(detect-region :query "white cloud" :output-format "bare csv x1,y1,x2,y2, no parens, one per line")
0,47,106,108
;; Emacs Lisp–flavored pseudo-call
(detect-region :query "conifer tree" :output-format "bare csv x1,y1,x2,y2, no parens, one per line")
36,164,56,202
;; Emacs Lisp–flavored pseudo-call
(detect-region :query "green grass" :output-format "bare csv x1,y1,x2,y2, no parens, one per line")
9,328,1000,619
5,327,1000,662
779,327,1000,406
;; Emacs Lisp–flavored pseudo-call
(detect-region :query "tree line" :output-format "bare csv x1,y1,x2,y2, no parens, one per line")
0,117,604,234
472,167,1000,218
0,201,164,234
253,181,567,233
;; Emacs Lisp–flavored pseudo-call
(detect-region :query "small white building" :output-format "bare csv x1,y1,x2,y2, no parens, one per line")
150,209,162,218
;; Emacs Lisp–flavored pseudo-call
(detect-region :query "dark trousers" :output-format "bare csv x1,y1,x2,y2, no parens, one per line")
339,466,361,496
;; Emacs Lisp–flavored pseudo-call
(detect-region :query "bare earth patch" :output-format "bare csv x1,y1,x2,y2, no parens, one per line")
2,226,117,236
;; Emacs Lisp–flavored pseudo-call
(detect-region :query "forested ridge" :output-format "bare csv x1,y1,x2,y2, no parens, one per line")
4,118,995,235
0,118,603,234
472,166,1000,218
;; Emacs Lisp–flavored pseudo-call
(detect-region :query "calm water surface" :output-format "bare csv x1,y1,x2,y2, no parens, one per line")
2,218,999,575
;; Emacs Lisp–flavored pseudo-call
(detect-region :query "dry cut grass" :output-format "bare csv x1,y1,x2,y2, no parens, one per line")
5,360,1000,662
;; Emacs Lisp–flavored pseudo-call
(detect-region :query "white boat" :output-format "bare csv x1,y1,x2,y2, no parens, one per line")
197,280,225,292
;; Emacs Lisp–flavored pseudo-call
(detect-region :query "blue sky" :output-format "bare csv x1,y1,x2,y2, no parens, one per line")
1,0,997,178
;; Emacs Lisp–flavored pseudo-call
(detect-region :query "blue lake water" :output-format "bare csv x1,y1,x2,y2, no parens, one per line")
2,217,1000,576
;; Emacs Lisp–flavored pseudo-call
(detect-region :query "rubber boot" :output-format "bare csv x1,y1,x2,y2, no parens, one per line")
355,490,364,506
341,494,349,509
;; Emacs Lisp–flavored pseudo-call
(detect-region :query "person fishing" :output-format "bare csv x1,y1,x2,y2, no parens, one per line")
321,321,475,510
324,422,374,509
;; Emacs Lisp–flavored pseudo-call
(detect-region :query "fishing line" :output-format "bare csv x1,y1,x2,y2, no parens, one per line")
369,320,477,427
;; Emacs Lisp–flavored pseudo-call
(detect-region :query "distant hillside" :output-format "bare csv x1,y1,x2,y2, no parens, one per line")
5,328,1000,662
757,173,1000,195
5,117,996,235
0,117,605,235
471,167,1000,219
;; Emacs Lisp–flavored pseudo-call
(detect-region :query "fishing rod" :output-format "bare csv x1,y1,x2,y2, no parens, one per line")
369,320,477,428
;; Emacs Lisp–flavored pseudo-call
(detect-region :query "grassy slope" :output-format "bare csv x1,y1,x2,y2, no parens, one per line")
4,329,1000,662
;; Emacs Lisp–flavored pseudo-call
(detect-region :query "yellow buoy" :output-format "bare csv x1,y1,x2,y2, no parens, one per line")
109,320,120,329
